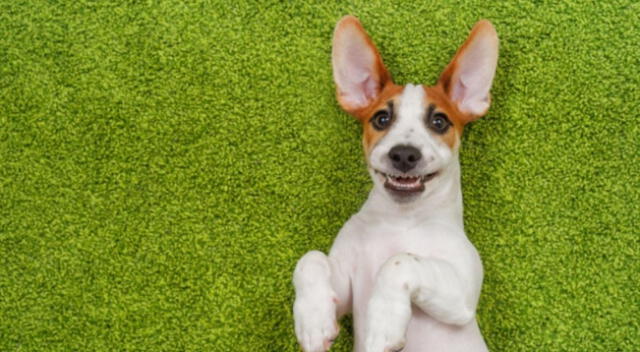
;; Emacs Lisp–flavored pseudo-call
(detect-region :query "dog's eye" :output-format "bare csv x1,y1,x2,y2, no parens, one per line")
429,112,451,134
371,110,392,131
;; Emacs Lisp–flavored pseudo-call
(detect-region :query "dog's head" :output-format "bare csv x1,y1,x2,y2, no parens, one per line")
332,16,498,203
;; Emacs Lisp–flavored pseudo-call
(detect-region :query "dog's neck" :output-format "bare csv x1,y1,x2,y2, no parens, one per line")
359,156,464,229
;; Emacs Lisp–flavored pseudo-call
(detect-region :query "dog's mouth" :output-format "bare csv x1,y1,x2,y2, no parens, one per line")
374,170,439,194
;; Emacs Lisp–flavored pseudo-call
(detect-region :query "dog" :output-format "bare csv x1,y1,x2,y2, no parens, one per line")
293,15,498,352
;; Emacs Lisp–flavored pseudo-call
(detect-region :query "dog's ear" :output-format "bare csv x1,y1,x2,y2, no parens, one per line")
438,20,498,121
332,16,392,115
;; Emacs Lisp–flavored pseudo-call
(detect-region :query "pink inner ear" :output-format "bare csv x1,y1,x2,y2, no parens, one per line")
333,25,382,109
339,76,378,108
337,53,378,107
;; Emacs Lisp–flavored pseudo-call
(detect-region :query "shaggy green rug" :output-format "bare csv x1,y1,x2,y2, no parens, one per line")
0,1,638,351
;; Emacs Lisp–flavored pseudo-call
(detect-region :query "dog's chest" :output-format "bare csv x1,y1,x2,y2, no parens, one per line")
351,217,459,273
343,217,458,301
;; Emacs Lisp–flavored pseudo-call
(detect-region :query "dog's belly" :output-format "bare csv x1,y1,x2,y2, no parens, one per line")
345,219,488,352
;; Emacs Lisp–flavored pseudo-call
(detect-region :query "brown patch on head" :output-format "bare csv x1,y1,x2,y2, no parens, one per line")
423,85,471,149
355,83,404,156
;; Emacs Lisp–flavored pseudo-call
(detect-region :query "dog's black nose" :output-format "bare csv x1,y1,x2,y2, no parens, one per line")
388,145,422,172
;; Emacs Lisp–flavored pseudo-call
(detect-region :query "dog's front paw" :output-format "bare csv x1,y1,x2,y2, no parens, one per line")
294,292,339,352
365,291,411,352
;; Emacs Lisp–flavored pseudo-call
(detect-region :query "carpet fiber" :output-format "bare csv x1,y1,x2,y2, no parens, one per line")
1,1,638,351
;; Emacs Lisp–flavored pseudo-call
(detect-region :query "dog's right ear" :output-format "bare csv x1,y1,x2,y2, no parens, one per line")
332,16,392,116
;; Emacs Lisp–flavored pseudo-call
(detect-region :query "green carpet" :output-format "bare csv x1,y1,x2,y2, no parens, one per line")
1,1,638,351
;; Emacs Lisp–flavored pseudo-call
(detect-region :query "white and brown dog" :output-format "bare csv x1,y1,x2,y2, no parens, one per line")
293,16,499,352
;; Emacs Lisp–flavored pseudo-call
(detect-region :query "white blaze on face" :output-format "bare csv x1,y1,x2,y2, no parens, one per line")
368,84,455,177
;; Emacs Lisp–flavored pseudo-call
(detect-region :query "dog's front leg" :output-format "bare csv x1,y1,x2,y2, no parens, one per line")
294,250,351,352
365,253,478,352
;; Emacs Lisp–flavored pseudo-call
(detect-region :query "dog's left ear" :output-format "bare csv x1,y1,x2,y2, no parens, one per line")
438,20,499,121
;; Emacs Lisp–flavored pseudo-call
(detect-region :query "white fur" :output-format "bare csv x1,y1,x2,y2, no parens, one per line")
293,85,488,352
